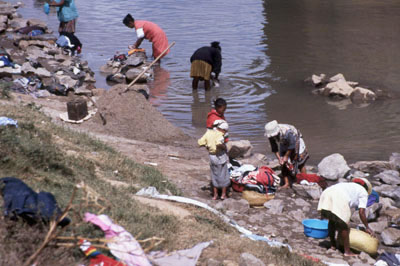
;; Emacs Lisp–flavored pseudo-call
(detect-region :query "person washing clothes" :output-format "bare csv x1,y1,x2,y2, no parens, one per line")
48,0,79,33
190,42,222,90
123,14,169,61
264,120,309,189
198,120,230,200
317,178,375,256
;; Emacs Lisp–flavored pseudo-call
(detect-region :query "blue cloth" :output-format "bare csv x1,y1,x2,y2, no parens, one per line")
0,117,18,127
56,0,79,22
28,29,44,37
0,177,70,226
367,189,379,207
0,56,14,67
43,2,50,14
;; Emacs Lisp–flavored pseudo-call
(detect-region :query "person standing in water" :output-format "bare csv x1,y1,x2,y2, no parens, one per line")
48,0,79,33
123,14,169,60
190,42,222,90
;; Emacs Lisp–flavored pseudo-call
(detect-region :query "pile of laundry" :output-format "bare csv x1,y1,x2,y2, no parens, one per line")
229,161,280,194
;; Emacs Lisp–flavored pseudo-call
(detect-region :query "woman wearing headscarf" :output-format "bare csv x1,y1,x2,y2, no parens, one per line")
317,178,374,256
190,42,222,90
264,120,309,188
48,0,79,33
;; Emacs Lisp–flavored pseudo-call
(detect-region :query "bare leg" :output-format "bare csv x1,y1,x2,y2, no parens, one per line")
299,164,307,174
340,228,356,256
221,187,227,200
204,80,211,90
280,176,290,189
192,77,199,90
328,220,337,250
213,187,218,200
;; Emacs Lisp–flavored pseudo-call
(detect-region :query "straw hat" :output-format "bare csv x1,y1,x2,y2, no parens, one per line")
352,177,372,195
264,120,280,137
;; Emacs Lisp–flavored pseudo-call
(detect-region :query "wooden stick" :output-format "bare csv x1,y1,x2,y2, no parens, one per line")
122,41,175,94
86,96,107,125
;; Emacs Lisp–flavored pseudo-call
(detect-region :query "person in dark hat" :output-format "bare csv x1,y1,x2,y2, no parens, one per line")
123,14,169,60
190,42,222,90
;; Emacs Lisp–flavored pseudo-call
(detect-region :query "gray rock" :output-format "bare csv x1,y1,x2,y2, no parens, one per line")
318,153,350,180
390,153,400,171
227,140,253,159
263,199,284,214
325,79,354,98
350,87,377,103
311,74,326,87
374,184,395,195
74,86,92,96
27,18,47,30
292,183,322,200
125,68,148,83
0,15,7,24
240,153,268,167
26,46,53,60
34,68,52,78
216,198,249,214
124,56,144,68
368,221,388,234
248,213,265,224
294,197,311,208
0,22,6,33
0,66,21,77
380,197,395,212
8,17,27,29
366,203,382,221
0,7,16,17
329,73,346,82
381,228,400,246
375,170,400,185
35,90,51,98
382,208,400,225
84,73,96,83
239,253,265,266
55,74,78,89
289,209,306,223
392,187,400,205
100,64,116,75
350,161,391,174
107,73,126,83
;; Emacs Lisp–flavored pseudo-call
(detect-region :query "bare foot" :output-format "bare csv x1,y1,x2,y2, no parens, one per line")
344,252,357,257
330,246,337,251
212,195,218,200
279,185,290,190
220,195,226,200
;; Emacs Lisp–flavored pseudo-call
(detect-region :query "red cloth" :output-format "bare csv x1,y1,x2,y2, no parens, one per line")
296,173,328,189
255,166,276,190
134,20,169,58
206,109,225,129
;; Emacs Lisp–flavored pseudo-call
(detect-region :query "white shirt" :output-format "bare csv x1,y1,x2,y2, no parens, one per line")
334,182,368,209
136,28,145,39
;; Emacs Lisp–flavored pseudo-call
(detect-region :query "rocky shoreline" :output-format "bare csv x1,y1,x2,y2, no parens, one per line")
1,2,399,266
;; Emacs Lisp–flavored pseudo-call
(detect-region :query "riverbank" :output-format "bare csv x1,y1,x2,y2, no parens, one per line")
1,2,400,265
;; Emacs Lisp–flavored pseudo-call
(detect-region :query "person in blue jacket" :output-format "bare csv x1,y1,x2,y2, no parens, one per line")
48,0,79,33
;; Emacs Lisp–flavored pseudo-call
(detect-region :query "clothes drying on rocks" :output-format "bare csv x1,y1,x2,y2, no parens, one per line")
84,212,152,266
0,177,70,226
296,173,328,189
56,32,82,55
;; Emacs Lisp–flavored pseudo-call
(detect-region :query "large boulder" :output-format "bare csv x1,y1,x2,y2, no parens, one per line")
381,228,400,246
350,87,377,103
318,153,350,180
382,208,400,225
227,140,253,159
125,68,148,83
350,161,391,174
27,18,47,30
239,253,265,266
375,170,400,185
324,79,354,98
368,220,388,234
8,17,27,29
329,73,346,82
390,152,400,171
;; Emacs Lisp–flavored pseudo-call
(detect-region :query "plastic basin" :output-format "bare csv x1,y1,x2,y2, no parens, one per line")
302,219,329,239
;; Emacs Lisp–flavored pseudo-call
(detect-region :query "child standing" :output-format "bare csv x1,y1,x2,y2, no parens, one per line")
198,120,230,200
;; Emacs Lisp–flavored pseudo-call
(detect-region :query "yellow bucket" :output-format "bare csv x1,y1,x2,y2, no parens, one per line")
242,190,275,207
339,228,379,255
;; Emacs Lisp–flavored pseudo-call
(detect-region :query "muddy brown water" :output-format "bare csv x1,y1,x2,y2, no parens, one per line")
12,0,400,164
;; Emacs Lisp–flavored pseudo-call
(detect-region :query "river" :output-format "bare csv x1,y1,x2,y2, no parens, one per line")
11,0,400,164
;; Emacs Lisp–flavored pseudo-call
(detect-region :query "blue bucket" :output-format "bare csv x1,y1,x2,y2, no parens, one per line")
43,3,50,14
302,219,329,239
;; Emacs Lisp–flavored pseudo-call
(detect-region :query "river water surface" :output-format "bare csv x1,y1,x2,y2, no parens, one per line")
13,0,400,164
